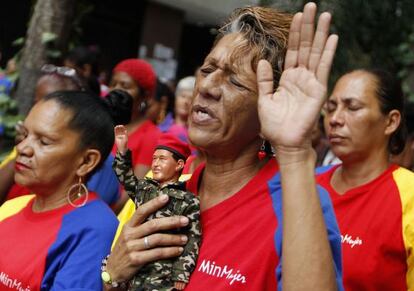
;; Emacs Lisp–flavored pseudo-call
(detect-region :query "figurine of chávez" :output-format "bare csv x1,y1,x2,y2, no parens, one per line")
113,125,201,291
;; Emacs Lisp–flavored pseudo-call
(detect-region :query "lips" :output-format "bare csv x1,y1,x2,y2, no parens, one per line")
15,161,31,171
328,133,345,143
191,104,217,125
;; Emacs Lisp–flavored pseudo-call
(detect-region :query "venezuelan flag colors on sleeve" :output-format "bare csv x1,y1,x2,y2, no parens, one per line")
317,164,414,290
0,193,118,290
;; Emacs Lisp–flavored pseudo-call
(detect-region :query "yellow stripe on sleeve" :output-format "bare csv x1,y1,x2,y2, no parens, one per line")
0,147,17,169
393,167,414,289
0,195,35,222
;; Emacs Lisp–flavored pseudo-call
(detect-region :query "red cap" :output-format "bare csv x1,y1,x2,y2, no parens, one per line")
113,59,156,95
156,133,191,161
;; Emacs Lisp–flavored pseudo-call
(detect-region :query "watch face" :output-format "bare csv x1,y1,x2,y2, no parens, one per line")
101,271,111,283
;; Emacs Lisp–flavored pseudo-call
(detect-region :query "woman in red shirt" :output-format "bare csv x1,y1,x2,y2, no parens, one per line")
109,59,161,211
317,69,414,290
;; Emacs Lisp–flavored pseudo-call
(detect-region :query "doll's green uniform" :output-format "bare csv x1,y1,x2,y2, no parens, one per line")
113,150,201,291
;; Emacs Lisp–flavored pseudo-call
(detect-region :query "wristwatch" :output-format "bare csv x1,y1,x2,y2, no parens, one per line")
101,255,128,288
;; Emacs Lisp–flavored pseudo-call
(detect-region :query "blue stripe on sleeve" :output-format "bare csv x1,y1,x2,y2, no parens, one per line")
267,172,344,291
41,200,118,291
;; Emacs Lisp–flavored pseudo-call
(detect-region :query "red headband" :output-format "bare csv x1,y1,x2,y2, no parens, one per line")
113,59,156,95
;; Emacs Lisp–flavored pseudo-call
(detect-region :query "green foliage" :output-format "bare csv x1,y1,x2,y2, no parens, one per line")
328,0,414,80
0,92,23,157
259,0,414,97
0,93,22,138
396,28,414,101
41,32,58,44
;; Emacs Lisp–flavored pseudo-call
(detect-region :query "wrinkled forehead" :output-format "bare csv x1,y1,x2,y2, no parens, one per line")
207,33,257,75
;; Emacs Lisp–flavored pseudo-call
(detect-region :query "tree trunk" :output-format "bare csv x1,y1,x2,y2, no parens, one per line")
14,0,76,115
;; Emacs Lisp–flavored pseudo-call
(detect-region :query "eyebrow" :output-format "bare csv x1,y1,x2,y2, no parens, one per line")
341,96,364,104
204,56,236,74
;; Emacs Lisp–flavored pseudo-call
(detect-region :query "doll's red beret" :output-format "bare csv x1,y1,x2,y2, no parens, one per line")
156,133,191,161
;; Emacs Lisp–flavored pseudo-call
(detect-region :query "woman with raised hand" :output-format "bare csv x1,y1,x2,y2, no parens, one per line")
0,91,122,290
317,69,414,290
103,3,342,290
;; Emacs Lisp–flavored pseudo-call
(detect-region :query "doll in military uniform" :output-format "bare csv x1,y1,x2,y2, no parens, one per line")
113,125,201,291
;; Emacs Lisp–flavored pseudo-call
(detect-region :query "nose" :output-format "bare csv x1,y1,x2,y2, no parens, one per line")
16,136,34,157
328,107,345,127
197,71,222,101
152,158,160,168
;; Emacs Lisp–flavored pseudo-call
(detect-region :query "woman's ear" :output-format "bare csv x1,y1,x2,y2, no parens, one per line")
76,149,101,177
385,109,401,136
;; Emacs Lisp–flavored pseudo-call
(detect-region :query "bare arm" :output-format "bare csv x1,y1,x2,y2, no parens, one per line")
257,2,339,290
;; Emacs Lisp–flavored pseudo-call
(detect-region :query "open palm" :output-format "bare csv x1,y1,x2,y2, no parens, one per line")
258,3,338,149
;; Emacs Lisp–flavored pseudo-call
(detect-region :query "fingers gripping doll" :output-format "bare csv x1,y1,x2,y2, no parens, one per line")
113,125,201,291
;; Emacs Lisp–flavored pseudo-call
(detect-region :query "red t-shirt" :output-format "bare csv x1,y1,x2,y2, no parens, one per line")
184,159,343,290
112,120,161,167
184,160,279,290
316,164,414,291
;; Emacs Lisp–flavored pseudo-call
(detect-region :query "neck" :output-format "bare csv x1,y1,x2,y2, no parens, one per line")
31,177,82,212
160,176,180,187
174,115,187,127
199,138,266,210
32,187,68,212
332,148,390,194
126,117,146,133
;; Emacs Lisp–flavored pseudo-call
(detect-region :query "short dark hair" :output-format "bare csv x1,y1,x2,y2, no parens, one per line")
154,79,175,114
42,90,132,170
364,69,407,155
103,89,133,125
66,46,100,75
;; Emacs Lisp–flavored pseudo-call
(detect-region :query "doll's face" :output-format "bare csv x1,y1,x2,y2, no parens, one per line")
151,149,183,185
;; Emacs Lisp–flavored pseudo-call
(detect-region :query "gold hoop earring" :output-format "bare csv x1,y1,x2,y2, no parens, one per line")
67,176,88,208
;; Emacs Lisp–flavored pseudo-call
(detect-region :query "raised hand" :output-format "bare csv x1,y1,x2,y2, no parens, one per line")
257,2,338,151
114,125,129,155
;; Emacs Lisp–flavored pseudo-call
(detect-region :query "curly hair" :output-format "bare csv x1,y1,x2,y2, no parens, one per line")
217,6,293,87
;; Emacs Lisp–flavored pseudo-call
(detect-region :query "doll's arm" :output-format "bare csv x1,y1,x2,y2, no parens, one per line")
113,149,140,200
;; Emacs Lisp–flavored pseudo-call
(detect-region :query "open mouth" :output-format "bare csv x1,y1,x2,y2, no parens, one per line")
191,104,216,124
